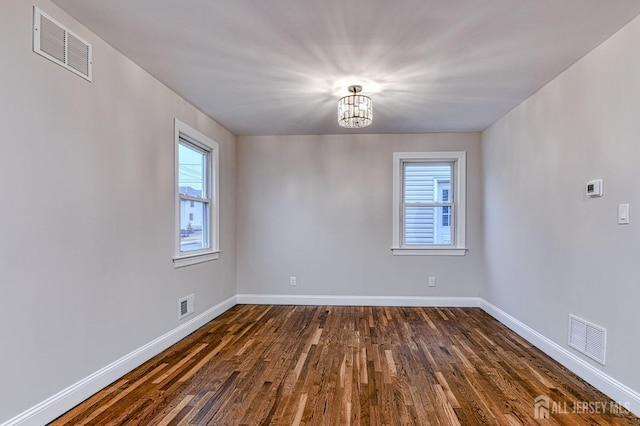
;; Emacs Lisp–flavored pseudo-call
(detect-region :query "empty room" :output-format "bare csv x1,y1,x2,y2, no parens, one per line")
2,0,640,424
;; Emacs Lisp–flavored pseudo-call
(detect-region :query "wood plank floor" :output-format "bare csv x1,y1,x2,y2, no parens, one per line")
50,305,638,425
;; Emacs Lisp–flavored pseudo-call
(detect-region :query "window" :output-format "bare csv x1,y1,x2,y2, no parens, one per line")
392,152,466,256
441,189,451,227
174,119,219,267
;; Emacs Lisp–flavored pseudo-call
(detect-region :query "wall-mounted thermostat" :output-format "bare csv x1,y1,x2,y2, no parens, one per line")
586,179,603,197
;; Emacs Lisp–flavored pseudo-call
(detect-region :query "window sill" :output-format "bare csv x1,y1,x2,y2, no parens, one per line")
391,247,467,256
173,251,220,268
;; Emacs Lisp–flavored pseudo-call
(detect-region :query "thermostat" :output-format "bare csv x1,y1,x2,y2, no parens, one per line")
586,179,603,197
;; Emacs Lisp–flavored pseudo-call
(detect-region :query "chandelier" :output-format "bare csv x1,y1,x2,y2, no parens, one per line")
338,85,372,128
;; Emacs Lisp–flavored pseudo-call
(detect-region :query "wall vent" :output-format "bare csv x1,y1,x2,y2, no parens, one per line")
33,7,92,81
568,315,606,365
178,294,195,320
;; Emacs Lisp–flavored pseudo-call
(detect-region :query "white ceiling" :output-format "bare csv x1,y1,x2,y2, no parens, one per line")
52,0,640,136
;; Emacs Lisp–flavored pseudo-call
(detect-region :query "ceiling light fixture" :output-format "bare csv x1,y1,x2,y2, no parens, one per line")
338,85,372,128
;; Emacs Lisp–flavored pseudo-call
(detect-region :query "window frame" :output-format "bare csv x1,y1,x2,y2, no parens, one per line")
173,119,220,267
392,151,467,256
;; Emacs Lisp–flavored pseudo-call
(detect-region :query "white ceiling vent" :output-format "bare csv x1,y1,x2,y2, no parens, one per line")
33,7,92,81
568,315,606,365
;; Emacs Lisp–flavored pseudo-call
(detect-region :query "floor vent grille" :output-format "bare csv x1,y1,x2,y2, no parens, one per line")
568,314,606,365
33,7,92,81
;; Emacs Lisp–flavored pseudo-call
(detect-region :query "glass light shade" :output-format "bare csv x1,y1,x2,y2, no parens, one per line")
338,93,372,128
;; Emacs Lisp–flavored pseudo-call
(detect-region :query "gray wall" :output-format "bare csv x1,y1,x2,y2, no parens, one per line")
0,0,236,420
6,0,640,421
482,15,640,393
236,134,484,298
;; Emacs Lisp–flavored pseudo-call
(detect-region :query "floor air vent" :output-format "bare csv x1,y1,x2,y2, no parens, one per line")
568,315,606,365
33,7,92,81
178,294,195,320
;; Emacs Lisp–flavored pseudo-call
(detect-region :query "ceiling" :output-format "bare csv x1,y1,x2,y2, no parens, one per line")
52,0,640,136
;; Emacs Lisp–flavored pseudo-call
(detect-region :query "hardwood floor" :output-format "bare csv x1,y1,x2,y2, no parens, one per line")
50,305,638,425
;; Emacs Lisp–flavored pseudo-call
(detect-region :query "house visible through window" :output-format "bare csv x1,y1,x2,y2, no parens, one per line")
403,163,452,245
174,119,220,267
392,151,466,256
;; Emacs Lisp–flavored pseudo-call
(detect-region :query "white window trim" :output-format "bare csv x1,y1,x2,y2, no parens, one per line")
173,119,220,268
392,151,467,256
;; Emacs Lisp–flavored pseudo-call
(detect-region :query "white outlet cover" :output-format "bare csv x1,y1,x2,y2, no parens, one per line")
586,179,603,197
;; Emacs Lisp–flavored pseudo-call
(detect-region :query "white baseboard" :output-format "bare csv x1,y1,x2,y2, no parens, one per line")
5,294,639,424
480,299,640,418
236,293,481,307
1,295,237,426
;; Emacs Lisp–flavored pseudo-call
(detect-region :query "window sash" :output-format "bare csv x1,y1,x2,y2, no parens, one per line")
177,140,211,254
401,160,455,247
179,199,210,252
180,193,210,204
178,138,209,199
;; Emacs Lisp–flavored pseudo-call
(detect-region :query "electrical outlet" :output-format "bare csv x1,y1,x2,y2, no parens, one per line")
290,276,297,286
428,277,436,287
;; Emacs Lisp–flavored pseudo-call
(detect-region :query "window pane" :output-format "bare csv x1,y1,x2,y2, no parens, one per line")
178,142,207,198
405,206,452,245
404,163,451,203
442,206,451,227
180,200,209,252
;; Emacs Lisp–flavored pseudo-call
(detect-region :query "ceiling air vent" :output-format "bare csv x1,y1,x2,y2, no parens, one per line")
568,314,606,365
33,7,92,81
